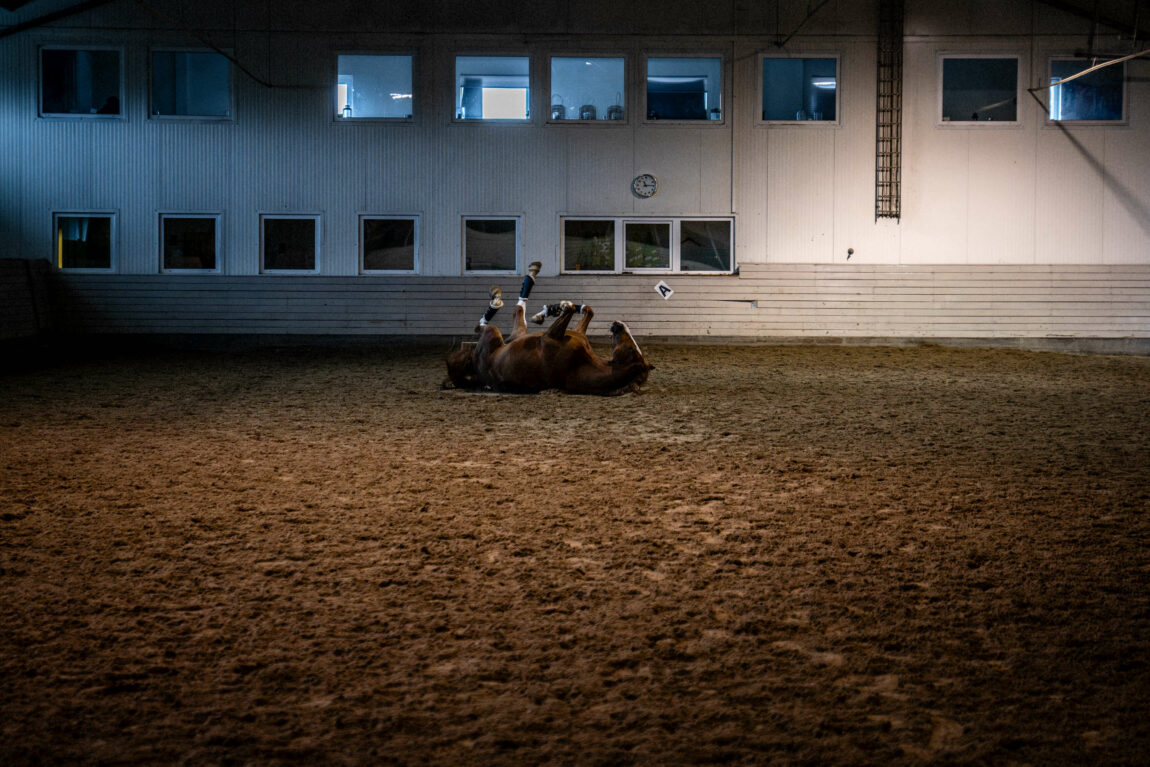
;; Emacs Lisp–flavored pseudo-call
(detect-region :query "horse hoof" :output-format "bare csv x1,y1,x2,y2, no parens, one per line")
560,300,576,312
530,311,545,324
489,285,502,300
527,261,541,278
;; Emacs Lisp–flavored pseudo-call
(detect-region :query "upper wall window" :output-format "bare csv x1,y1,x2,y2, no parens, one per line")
55,213,115,271
151,51,231,119
40,47,122,117
455,56,530,121
941,56,1019,123
549,57,625,121
261,215,320,274
1048,58,1125,122
646,57,722,121
463,217,520,272
161,214,219,272
362,216,418,273
761,56,838,122
337,54,414,120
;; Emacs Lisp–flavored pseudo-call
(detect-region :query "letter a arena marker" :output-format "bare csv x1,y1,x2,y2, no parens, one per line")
655,280,674,300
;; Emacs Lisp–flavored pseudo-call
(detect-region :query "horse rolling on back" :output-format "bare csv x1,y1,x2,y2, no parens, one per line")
446,293,652,396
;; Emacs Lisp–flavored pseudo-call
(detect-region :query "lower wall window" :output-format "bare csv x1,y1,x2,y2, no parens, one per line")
463,216,520,273
55,213,114,270
161,214,219,272
362,216,418,272
562,217,732,274
262,215,320,273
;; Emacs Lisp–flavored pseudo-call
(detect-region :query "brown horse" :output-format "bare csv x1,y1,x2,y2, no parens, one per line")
446,294,652,396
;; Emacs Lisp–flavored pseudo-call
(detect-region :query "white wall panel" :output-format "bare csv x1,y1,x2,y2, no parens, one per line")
965,128,1037,264
1102,60,1150,265
1035,127,1106,264
562,128,633,215
765,129,837,262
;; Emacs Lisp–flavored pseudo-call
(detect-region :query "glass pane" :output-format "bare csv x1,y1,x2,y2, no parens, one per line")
363,218,416,271
163,217,217,270
152,52,230,117
550,57,625,120
942,58,1017,122
680,220,731,272
57,216,112,269
41,49,121,116
1049,59,1124,121
456,56,530,120
761,57,837,121
336,55,414,119
465,219,517,271
263,218,316,271
563,220,615,271
624,222,670,269
482,88,527,119
647,57,722,120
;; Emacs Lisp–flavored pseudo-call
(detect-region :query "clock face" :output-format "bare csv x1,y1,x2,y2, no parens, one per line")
632,173,658,198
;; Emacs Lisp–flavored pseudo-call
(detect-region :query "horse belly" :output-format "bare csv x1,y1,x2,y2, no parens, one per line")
491,342,552,391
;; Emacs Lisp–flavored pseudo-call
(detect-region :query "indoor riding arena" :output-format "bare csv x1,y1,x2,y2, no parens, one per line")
4,0,1150,763
2,339,1148,765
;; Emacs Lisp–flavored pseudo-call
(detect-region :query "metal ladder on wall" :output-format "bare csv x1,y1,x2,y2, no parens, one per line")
875,0,904,220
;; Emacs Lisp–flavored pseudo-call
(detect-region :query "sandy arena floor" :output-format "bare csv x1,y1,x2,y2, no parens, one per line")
1,340,1148,765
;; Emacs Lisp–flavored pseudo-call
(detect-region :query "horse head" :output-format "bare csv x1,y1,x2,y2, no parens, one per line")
607,321,654,393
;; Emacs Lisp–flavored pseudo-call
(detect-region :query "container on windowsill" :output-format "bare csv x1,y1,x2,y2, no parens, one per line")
579,104,596,120
606,104,624,120
708,108,721,120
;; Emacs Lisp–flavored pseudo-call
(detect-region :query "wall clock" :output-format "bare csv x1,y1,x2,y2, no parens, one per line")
631,173,658,198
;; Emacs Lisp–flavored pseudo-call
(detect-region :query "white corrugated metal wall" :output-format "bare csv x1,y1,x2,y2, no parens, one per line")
0,0,1147,341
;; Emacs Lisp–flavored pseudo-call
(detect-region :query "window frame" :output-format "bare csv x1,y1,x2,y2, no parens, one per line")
148,47,234,121
547,54,628,124
452,54,533,124
158,212,222,274
757,52,842,127
1044,55,1128,126
259,213,322,275
39,45,125,120
937,52,1024,128
560,216,735,275
360,214,420,274
334,51,416,123
53,210,117,272
462,215,522,275
643,53,727,125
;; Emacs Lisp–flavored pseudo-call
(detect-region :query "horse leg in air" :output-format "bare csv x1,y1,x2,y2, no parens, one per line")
574,305,595,334
516,261,542,309
476,285,503,331
545,301,579,341
508,303,529,340
531,302,588,325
